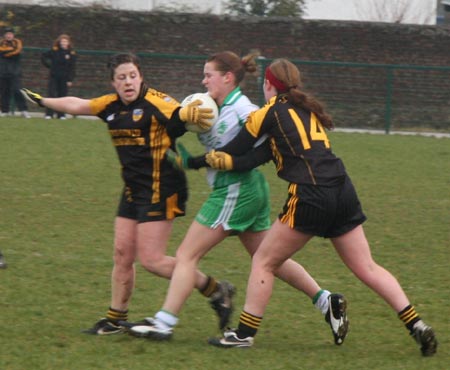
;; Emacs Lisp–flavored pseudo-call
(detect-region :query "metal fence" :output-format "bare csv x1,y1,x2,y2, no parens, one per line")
22,48,450,133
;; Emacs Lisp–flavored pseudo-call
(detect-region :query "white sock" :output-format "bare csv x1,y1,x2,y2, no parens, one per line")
155,310,178,329
314,290,331,315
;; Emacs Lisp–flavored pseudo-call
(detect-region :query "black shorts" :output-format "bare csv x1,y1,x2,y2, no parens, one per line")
117,187,188,223
279,176,366,238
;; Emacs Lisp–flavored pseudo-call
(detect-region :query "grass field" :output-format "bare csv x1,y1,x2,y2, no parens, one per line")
0,117,448,370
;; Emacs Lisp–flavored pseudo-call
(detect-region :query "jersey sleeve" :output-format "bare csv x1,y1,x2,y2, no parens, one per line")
145,89,180,120
68,50,77,81
145,89,187,137
89,94,117,116
231,140,272,171
187,155,208,169
218,101,274,156
217,127,257,156
244,102,272,139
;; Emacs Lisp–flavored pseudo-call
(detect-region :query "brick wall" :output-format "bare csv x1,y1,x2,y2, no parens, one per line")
8,5,449,65
2,4,449,130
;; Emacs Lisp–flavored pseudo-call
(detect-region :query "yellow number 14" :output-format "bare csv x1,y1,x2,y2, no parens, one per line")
289,109,330,149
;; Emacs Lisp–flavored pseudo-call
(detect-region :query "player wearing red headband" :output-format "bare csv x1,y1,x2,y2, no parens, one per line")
206,58,437,356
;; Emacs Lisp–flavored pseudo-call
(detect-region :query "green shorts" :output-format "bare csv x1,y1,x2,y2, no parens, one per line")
195,170,271,233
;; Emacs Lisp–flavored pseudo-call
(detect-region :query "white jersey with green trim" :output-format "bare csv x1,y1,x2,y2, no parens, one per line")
197,87,258,188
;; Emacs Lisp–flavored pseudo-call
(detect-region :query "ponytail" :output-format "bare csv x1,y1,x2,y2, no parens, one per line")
268,59,334,130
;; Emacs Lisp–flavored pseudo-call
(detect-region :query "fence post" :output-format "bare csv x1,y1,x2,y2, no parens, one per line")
384,67,394,134
257,57,270,107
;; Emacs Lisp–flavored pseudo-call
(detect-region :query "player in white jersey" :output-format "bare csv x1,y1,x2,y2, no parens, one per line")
127,51,349,344
195,86,270,229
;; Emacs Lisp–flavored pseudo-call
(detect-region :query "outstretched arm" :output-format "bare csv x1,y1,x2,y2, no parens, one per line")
21,88,92,116
42,96,92,116
167,140,272,173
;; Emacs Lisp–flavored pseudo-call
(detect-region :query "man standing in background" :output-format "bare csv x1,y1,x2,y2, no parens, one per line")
0,26,30,118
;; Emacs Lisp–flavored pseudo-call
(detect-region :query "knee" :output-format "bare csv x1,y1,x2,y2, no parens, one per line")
174,247,198,265
351,261,380,283
251,253,278,274
138,251,174,276
113,244,136,269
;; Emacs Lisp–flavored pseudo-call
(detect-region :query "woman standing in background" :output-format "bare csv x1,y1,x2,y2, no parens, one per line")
41,34,76,119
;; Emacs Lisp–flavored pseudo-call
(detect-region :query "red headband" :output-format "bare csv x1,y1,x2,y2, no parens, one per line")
265,67,287,92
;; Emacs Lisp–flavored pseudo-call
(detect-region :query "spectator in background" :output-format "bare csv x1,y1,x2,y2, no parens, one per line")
0,26,30,118
41,34,76,120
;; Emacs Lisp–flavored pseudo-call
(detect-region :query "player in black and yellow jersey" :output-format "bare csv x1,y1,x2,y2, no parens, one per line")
21,53,235,335
206,58,437,356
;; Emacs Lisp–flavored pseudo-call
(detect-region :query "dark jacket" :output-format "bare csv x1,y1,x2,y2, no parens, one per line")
41,47,76,82
0,37,23,77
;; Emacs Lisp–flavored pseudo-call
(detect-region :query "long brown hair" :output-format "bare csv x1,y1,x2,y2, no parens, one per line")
53,34,73,50
206,50,260,85
268,58,333,130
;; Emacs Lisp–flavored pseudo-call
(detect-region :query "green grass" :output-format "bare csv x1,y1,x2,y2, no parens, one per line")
0,117,449,370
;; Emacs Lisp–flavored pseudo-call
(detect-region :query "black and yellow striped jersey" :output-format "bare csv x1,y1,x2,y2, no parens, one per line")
89,88,187,204
220,95,347,186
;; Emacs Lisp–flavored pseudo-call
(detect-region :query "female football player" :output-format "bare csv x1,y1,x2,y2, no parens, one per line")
127,51,349,346
21,52,233,335
206,58,437,356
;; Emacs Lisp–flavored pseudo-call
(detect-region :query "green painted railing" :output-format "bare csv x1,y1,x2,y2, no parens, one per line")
21,48,450,133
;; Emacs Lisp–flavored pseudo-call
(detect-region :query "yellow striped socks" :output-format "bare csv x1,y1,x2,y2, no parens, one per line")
199,276,218,297
237,311,262,338
398,305,420,333
106,307,128,323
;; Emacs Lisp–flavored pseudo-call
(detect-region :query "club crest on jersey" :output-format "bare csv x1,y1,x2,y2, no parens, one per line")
132,109,144,122
106,114,115,121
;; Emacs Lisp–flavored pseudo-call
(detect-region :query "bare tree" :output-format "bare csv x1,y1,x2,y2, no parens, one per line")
225,0,306,17
353,0,435,24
